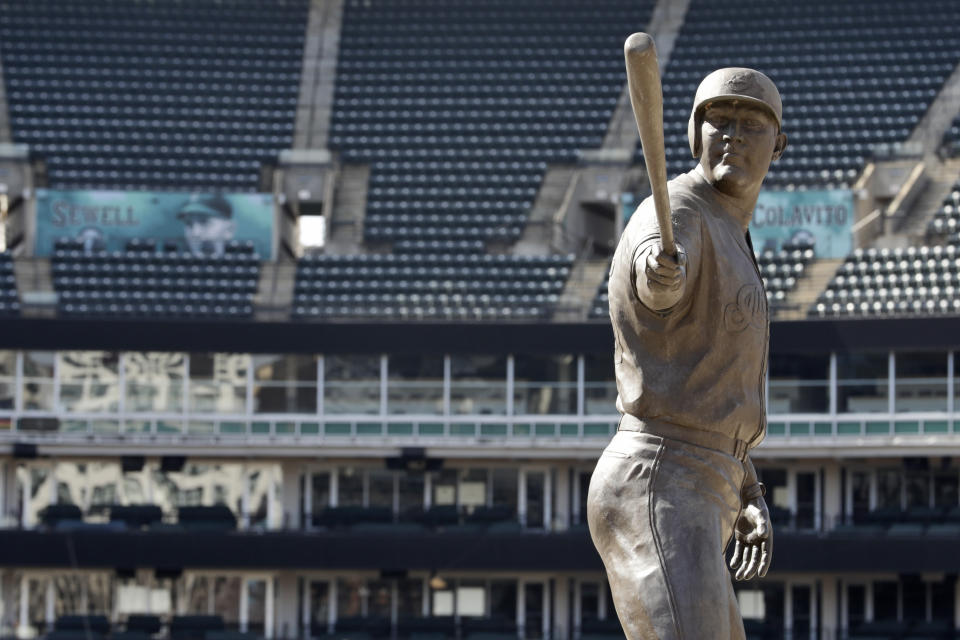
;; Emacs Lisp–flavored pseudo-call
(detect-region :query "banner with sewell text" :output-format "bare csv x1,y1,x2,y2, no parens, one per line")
33,189,275,258
749,189,854,258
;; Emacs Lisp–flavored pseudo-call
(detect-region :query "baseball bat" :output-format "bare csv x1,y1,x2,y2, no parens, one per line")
624,32,675,256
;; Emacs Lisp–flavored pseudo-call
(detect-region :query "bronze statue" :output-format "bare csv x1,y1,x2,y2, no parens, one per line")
587,67,787,639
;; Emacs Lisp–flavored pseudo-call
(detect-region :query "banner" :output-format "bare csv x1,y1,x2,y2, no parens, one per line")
34,190,275,258
750,189,854,258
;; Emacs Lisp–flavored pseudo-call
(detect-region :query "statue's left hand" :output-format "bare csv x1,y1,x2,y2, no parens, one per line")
730,496,772,580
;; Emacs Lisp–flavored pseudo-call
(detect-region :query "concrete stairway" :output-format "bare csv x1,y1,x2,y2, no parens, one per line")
324,165,369,253
776,258,843,320
906,60,960,155
895,158,960,242
293,0,343,151
514,167,579,255
254,261,297,322
14,258,56,317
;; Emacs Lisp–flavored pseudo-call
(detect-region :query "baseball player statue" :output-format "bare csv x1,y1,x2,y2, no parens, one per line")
586,65,787,640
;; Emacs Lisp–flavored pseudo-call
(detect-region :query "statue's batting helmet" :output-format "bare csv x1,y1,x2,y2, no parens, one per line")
687,67,782,158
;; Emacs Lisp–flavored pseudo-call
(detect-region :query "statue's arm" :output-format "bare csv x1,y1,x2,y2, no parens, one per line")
631,206,702,312
741,456,764,502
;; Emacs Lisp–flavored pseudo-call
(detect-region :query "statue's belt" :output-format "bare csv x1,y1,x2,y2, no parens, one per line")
617,414,749,461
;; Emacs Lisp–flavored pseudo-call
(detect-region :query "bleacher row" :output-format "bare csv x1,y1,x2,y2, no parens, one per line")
292,253,573,321
0,0,308,192
646,0,960,189
589,244,814,319
52,239,259,319
927,178,960,239
812,245,960,318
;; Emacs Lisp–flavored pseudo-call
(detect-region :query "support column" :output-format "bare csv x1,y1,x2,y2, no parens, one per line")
821,578,838,640
301,578,310,640
20,466,31,529
267,466,280,530
552,578,569,640
840,579,849,637
542,581,551,640
597,580,607,620
518,470,527,527
517,580,526,636
1,463,16,527
328,579,337,634
240,578,250,633
784,582,793,638
330,472,339,508
275,573,299,640
265,577,275,640
553,467,570,532
17,574,29,638
822,463,842,532
280,462,303,530
44,578,54,630
0,572,15,637
175,577,187,616
241,464,251,530
544,472,553,531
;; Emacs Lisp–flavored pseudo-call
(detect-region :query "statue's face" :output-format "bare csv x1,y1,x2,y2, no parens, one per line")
698,99,784,199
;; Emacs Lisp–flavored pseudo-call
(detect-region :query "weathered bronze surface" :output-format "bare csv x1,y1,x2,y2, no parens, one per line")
587,68,787,640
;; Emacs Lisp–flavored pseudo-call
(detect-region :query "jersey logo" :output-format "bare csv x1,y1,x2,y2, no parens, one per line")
723,284,766,333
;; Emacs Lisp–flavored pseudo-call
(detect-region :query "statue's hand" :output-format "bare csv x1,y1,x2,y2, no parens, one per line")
729,496,772,581
640,243,687,310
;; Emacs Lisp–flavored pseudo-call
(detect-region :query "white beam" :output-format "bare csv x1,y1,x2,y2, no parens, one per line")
265,577,275,640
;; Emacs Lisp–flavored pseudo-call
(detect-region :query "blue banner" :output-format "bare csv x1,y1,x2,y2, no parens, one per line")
750,189,854,258
34,190,275,258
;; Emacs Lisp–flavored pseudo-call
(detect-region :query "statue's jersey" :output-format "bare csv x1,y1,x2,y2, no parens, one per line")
608,168,768,446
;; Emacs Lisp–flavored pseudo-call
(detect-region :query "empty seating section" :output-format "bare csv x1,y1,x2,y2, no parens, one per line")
943,112,960,155
927,178,960,239
330,0,654,244
812,245,960,317
588,265,612,320
0,253,19,316
646,0,960,189
0,0,308,192
589,244,812,319
53,238,260,319
293,253,573,321
757,244,814,307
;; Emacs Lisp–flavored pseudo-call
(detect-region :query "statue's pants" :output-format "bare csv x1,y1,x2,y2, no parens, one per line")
586,430,747,640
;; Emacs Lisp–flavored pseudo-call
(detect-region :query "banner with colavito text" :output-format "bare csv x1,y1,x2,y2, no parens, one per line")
750,189,853,258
